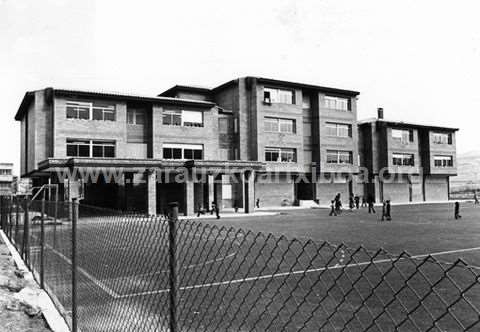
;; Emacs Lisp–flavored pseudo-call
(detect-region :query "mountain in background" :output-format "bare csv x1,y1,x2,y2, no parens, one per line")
450,151,480,192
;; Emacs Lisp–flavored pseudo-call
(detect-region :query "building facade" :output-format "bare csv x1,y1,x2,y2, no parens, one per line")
15,78,457,215
359,109,458,203
0,163,14,196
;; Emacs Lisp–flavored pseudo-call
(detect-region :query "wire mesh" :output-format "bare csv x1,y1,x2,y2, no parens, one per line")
0,198,479,332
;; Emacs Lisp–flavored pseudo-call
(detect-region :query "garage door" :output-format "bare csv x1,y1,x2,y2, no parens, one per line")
317,183,350,206
383,182,410,203
425,176,448,201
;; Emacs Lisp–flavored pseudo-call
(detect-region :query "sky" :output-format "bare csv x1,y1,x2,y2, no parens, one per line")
1,0,479,175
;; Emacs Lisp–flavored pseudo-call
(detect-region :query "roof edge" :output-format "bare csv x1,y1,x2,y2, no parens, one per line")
358,118,459,131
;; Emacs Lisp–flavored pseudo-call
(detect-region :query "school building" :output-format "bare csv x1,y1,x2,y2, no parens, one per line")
359,109,458,203
14,77,458,215
0,163,14,196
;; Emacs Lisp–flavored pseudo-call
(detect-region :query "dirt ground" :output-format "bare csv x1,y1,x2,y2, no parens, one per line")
0,237,51,332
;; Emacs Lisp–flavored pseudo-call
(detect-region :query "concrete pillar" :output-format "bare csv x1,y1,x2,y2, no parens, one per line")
214,174,223,210
244,170,255,213
146,169,157,216
184,171,194,216
207,174,214,211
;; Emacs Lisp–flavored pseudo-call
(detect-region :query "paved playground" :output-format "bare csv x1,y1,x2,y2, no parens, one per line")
208,201,480,267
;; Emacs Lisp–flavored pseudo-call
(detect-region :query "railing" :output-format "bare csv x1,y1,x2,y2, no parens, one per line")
0,196,479,332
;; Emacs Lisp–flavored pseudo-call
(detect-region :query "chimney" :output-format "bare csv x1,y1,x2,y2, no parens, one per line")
377,108,384,119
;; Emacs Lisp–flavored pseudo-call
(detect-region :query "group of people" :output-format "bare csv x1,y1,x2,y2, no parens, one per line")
329,193,392,221
196,201,221,219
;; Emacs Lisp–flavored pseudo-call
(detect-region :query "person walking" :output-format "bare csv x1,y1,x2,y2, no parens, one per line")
361,197,367,208
211,201,216,215
381,201,386,221
215,202,220,219
367,195,376,214
454,202,462,220
329,200,337,216
385,200,392,221
355,195,360,209
255,198,260,209
474,191,479,206
349,194,355,211
334,194,342,214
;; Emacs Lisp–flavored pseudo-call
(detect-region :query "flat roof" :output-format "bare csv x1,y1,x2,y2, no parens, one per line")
358,118,459,131
162,76,360,96
158,85,213,97
14,88,216,121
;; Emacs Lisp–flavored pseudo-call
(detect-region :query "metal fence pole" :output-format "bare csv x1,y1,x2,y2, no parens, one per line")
40,192,45,289
8,198,13,238
71,198,78,332
54,190,58,249
23,199,29,265
168,202,179,332
15,199,19,244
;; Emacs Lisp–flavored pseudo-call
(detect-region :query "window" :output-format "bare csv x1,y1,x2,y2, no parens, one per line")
219,118,234,134
0,169,12,175
162,143,203,160
324,96,349,111
326,122,352,137
66,102,90,119
434,155,453,167
302,94,311,109
263,88,294,104
92,104,115,121
66,101,115,121
127,109,146,125
264,118,295,134
92,141,116,158
326,150,353,164
163,110,203,127
163,110,182,126
265,147,296,162
392,129,414,143
392,153,415,166
182,110,203,127
432,132,453,145
67,139,115,158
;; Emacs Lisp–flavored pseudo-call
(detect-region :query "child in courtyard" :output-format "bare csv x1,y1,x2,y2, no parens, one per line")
385,200,392,221
454,202,462,219
329,200,337,216
474,191,479,206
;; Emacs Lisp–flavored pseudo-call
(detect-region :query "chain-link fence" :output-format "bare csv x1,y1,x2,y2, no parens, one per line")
1,196,479,332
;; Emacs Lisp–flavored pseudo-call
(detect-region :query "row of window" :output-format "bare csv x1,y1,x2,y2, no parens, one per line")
265,148,296,163
66,139,116,158
392,153,415,166
66,102,116,121
67,101,205,128
392,129,414,144
392,153,454,167
264,118,295,134
263,88,351,111
432,133,453,145
0,169,12,175
433,155,454,167
391,129,453,145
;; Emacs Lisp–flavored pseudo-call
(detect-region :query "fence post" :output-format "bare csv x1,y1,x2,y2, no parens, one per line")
71,198,78,332
23,199,29,266
8,198,13,238
15,199,19,243
54,189,58,244
40,192,45,289
168,202,179,332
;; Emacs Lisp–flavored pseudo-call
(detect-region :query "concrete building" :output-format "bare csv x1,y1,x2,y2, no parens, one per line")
0,163,14,196
358,109,458,203
14,77,457,215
